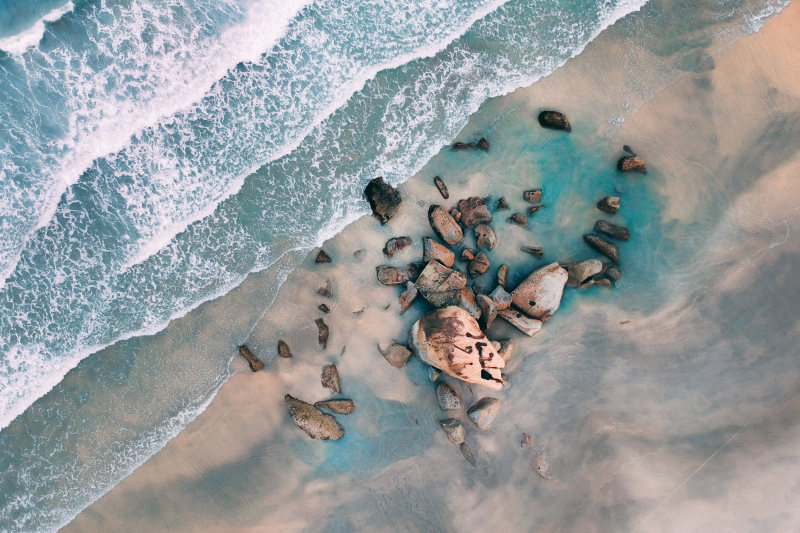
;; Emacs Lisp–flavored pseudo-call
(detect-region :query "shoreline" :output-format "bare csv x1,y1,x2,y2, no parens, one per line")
64,2,800,532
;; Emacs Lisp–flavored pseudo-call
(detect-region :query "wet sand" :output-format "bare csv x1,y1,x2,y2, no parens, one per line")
65,3,800,532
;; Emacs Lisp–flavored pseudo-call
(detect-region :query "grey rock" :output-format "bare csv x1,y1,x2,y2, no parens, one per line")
457,197,492,227
383,236,412,258
477,294,497,330
566,259,604,287
314,399,355,415
316,319,329,349
497,307,543,337
284,394,344,440
583,234,620,263
378,342,412,368
436,382,462,410
594,220,630,241
497,264,508,289
376,263,423,285
439,418,465,445
509,213,528,228
597,196,620,214
321,364,340,394
489,286,512,310
467,397,500,431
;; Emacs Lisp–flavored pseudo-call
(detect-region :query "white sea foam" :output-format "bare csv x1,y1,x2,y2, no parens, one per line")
0,1,74,55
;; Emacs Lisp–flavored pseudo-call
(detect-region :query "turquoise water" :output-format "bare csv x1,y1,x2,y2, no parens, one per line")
0,0,788,530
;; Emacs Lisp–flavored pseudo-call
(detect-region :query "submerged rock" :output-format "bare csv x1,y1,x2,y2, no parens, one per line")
376,263,423,285
511,262,568,321
617,155,647,173
538,110,571,132
314,399,355,415
527,204,546,216
364,176,402,224
321,364,340,394
520,245,543,257
238,345,264,372
433,176,449,199
496,197,509,210
315,250,332,263
521,433,534,447
378,342,412,368
410,306,505,389
316,318,329,349
597,196,621,214
583,234,620,263
594,220,630,240
436,382,462,410
439,418,465,445
285,394,344,440
497,264,509,289
383,236,412,258
415,260,467,308
468,252,490,276
474,224,497,250
452,137,490,151
467,397,500,431
566,259,604,287
428,205,463,245
423,237,455,267
457,197,492,227
498,307,543,337
277,340,292,359
523,189,543,203
460,442,477,466
399,281,418,313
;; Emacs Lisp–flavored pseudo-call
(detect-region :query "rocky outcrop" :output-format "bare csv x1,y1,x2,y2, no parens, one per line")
520,246,543,257
285,395,344,440
594,220,630,240
511,262,568,321
399,281,418,313
467,397,500,431
410,306,505,389
378,342,412,368
277,340,292,359
415,261,467,308
469,252,490,276
423,237,455,267
474,224,497,250
457,197,492,227
497,307,543,337
436,382,462,410
497,264,508,289
428,205,463,245
617,155,647,173
315,250,332,263
316,319,329,349
439,418,465,445
538,110,571,132
321,364,340,394
496,197,509,210
433,176,449,199
523,189,542,203
364,177,402,224
383,236,412,258
238,345,264,372
597,196,620,214
566,259,604,287
376,263,422,285
314,399,355,414
583,234,620,263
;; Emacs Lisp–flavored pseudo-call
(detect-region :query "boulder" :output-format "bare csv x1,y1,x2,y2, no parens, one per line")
410,306,505,389
467,397,500,431
238,345,264,372
436,382,462,410
474,224,497,250
496,197,509,210
461,248,475,262
364,177,402,224
520,245,543,257
318,303,330,313
277,340,292,359
423,237,455,267
376,263,423,285
383,236,412,258
399,281,418,313
597,196,621,214
285,395,344,440
497,264,508,289
439,418,465,445
428,205,463,245
316,319,329,349
594,220,630,241
617,155,647,173
415,260,467,308
321,364,340,394
317,279,332,297
314,399,355,415
433,176,449,199
538,110,571,132
583,234,620,263
477,294,497,330
511,262,568,320
489,286,512,310
509,213,528,227
469,252,490,276
457,197,492,227
315,250,332,263
523,189,542,203
497,339,515,362
378,342,412,368
497,307,544,337
566,259,604,287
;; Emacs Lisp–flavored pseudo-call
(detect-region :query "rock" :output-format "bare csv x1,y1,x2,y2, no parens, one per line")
489,286,512,310
523,189,542,203
415,261,468,308
364,177,402,224
318,303,330,313
458,288,482,320
353,249,365,260
595,278,612,287
583,234,620,263
429,366,442,381
423,237,455,267
566,259,604,287
606,266,622,281
457,197,492,227
439,418,465,445
538,110,571,132
527,204,546,216
511,262,568,321
428,205,463,245
460,248,475,262
383,236,412,258
535,450,553,479
467,397,500,431
317,279,332,298
321,364,340,394
496,197,509,210
436,382,462,410
498,307,543,336
410,306,505,389
452,137,489,151
520,246,543,257
469,252,490,276
623,144,636,155
376,263,423,285
284,395,344,440
594,220,630,241
597,196,621,214
238,345,264,372
316,319,330,349
521,433,534,447
474,224,497,250
399,281,418,313
378,342,412,368
277,340,292,359
477,294,498,330
477,137,490,150
497,264,508,289
497,339,515,362
315,250,332,263
617,155,647,173
433,176,449,199
449,208,462,223
314,399,355,415
460,442,477,465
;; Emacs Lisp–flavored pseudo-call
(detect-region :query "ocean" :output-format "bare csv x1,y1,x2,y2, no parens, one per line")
0,0,791,531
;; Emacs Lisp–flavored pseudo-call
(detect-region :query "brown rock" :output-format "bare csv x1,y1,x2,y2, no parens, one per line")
284,395,344,440
433,176,449,199
399,281,418,313
497,264,508,289
477,294,497,330
449,208,462,222
458,288,482,320
497,339,515,362
523,189,542,203
364,176,402,224
317,279,332,297
521,432,534,447
566,259,604,287
527,204,546,216
423,237,455,267
439,418,465,445
410,306,505,389
315,250,332,263
383,236,412,258
314,399,355,415
594,220,630,241
583,234,620,263
469,252,490,276
496,197,509,210
520,246,543,257
428,205,463,245
376,263,423,285
318,303,330,313
606,266,622,281
538,110,571,132
617,155,647,173
452,137,489,151
597,196,620,214
277,340,292,359
378,342,412,368
415,260,467,308
497,307,543,336
238,345,264,372
321,364,340,394
511,262,568,321
467,397,500,431
509,213,528,227
474,224,497,250
457,197,492,227
461,248,475,262
316,319,329,349
436,382,462,410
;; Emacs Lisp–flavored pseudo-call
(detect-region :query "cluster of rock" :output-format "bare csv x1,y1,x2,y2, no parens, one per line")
284,363,356,440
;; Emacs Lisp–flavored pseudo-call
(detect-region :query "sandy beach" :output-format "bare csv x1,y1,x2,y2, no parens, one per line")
64,3,800,532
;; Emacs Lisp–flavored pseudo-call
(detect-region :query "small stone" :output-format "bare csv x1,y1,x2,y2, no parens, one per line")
497,264,508,289
378,342,412,368
523,189,542,203
527,204,546,216
461,248,475,262
496,197,509,210
460,442,477,466
436,382,462,410
474,224,497,250
449,208,462,222
595,278,612,286
583,234,620,263
429,205,463,245
321,364,340,394
497,339,515,362
315,250,332,263
314,399,355,415
364,176,402,224
535,451,553,479
521,433,534,447
439,418,465,445
489,286,512,310
566,259,604,287
538,110,571,132
520,246,543,257
318,303,330,313
353,249,365,260
423,237,455,267
469,252,490,276
383,236,412,258
594,220,630,241
429,366,442,381
509,213,528,227
511,262,568,321
606,266,622,281
376,263,423,285
399,281,418,313
457,197,492,227
415,260,468,308
477,137,490,150
467,397,500,431
285,395,344,440
497,307,543,337
617,155,647,173
238,345,264,372
433,176,449,199
317,279,333,298
597,196,621,214
477,294,497,330
277,340,292,359
316,318,329,349
459,288,482,321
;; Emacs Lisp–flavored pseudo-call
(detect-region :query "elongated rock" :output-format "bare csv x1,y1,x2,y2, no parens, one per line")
439,418,465,445
497,264,508,289
510,262,568,321
497,339,515,362
415,260,467,308
474,224,497,250
527,204,546,216
433,176,449,199
378,342,412,368
316,319,329,349
597,196,620,214
428,205,463,245
467,397,500,431
314,399,355,415
399,281,418,313
285,395,344,440
277,340,292,359
365,177,402,224
383,236,412,258
460,442,477,465
423,237,455,267
410,306,505,389
594,220,630,241
436,382,462,410
617,155,647,173
520,246,543,257
238,345,264,372
538,110,571,132
583,234,620,263
498,307,543,337
321,364,340,394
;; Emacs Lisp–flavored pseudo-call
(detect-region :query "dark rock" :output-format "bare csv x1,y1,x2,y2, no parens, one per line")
583,234,620,263
509,213,528,227
436,382,462,410
597,196,621,214
364,177,402,224
429,366,442,381
439,418,465,445
378,342,412,368
399,281,418,313
469,252,490,276
238,345,264,372
457,197,492,227
423,237,455,267
452,137,489,151
318,303,330,313
376,263,423,285
594,220,630,241
316,319,329,349
353,249,365,260
321,364,340,394
428,205,463,245
497,264,508,289
521,433,534,447
278,340,292,359
497,339,515,362
315,250,332,263
496,197,509,210
510,262,568,321
433,176,449,199
474,224,497,250
317,279,332,298
415,260,467,308
460,442,477,465
314,399,355,415
477,294,497,330
523,189,542,203
617,155,647,173
383,236,412,258
285,394,344,440
497,307,543,336
477,137,489,150
520,246,543,257
489,286,512,310
566,259,604,287
461,248,475,262
623,145,636,155
536,451,553,479
527,204,546,216
467,397,500,431
538,110,571,132
606,266,622,281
